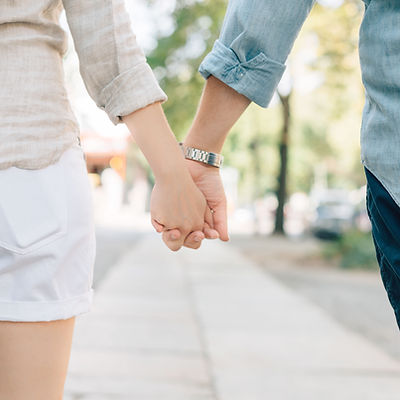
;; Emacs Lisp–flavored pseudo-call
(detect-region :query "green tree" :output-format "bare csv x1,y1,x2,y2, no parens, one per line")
273,0,364,234
147,0,227,138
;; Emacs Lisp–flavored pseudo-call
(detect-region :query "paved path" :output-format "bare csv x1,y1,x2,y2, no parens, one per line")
64,233,400,400
230,234,400,360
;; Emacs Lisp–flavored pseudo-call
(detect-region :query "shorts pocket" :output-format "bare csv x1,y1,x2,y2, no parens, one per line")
0,160,68,255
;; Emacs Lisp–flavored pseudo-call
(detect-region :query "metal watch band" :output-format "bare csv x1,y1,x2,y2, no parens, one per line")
179,143,224,168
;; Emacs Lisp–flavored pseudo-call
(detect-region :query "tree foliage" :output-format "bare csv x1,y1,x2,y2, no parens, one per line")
147,0,227,138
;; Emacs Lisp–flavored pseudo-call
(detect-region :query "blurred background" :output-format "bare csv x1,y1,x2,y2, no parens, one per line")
61,1,400,399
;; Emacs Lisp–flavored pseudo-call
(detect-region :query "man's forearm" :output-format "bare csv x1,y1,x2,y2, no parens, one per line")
189,0,316,152
184,76,251,153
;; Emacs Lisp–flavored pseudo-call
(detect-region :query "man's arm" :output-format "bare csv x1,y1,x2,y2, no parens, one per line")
181,76,250,242
180,0,316,243
184,76,250,153
188,0,316,153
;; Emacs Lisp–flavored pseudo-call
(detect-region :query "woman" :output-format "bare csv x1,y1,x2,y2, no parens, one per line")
0,0,215,398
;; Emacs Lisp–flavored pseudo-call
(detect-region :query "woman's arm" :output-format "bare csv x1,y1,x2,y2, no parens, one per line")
122,102,214,251
62,0,212,250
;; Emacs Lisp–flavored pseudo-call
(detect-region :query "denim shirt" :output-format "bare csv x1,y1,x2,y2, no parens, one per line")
199,0,400,208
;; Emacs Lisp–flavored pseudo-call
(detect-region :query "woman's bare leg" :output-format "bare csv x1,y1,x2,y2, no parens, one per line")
0,317,75,400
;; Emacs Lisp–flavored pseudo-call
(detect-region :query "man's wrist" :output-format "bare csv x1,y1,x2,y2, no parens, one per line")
183,135,225,154
179,142,224,168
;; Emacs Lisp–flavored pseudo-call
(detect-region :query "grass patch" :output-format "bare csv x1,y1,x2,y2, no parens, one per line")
322,229,378,270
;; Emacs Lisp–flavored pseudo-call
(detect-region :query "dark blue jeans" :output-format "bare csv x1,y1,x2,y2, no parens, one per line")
365,167,400,330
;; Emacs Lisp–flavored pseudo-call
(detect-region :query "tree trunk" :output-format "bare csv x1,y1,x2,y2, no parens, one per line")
274,92,291,235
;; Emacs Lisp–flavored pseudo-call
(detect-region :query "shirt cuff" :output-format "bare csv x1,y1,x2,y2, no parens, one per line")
99,63,168,125
199,40,286,108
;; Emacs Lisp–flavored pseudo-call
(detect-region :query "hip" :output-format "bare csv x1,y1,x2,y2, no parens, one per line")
0,142,94,256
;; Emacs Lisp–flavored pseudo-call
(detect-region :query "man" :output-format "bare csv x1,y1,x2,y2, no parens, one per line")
156,0,400,329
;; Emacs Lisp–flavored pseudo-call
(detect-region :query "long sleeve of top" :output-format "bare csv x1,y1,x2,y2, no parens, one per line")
0,0,167,170
199,0,315,107
62,0,167,126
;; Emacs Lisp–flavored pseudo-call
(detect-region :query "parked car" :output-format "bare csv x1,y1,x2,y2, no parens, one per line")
310,189,355,240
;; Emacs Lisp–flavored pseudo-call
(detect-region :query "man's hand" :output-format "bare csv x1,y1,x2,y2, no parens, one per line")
183,158,229,242
168,75,249,247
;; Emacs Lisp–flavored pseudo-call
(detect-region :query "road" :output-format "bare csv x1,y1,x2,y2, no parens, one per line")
92,226,142,289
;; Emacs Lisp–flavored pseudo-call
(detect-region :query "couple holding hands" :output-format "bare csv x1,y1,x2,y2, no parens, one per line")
1,0,400,398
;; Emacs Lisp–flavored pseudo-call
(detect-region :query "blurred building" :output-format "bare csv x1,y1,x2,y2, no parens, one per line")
80,131,131,181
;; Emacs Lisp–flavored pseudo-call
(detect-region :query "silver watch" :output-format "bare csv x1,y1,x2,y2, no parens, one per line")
179,142,224,168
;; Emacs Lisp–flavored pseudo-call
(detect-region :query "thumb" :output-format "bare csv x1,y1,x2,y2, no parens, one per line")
162,229,185,252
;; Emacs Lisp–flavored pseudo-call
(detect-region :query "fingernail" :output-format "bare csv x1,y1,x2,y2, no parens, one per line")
194,236,202,242
170,234,178,240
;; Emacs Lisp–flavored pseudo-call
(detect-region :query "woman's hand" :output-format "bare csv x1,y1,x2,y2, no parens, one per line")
150,170,215,251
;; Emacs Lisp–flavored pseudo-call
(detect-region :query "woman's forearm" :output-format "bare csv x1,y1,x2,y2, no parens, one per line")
122,101,212,250
122,102,190,183
184,76,251,152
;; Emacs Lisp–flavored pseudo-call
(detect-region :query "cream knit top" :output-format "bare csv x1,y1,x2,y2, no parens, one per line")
0,0,167,169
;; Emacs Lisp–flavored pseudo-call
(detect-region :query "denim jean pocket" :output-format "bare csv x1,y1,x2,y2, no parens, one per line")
0,160,68,255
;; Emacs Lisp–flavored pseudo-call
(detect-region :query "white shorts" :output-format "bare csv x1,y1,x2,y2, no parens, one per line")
0,143,96,322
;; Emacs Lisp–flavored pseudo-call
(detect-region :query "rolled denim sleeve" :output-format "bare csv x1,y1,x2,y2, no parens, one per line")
199,0,315,107
62,0,167,125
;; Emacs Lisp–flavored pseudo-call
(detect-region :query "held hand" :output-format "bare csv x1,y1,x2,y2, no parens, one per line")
160,219,219,250
163,159,228,247
150,171,214,251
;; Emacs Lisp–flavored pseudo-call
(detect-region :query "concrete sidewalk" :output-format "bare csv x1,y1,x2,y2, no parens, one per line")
64,233,400,400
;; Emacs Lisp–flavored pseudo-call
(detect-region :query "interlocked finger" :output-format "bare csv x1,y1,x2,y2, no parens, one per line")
183,231,205,249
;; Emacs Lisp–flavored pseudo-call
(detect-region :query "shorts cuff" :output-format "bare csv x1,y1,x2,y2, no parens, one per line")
0,289,94,322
